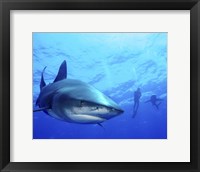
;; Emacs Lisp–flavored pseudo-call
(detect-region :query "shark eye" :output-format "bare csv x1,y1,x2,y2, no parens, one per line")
80,100,85,107
91,107,99,111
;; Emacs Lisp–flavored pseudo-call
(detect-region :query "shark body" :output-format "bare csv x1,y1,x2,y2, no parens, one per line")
34,60,123,124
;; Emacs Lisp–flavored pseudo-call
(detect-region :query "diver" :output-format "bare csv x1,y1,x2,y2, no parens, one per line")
133,88,141,118
145,95,162,110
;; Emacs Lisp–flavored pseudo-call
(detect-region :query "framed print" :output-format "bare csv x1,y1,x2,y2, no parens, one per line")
0,0,200,171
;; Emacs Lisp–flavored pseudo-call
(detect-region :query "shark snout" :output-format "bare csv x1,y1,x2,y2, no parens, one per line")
117,108,124,113
110,105,124,113
115,109,124,116
110,108,123,114
105,106,124,119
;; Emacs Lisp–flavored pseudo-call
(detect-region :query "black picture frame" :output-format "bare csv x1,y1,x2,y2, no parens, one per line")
0,0,199,171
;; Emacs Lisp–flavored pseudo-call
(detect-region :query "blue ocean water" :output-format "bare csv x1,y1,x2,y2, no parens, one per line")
33,33,167,139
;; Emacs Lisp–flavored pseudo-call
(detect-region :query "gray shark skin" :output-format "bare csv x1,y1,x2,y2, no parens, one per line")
34,61,124,124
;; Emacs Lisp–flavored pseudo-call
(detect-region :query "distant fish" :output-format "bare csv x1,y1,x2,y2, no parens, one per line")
34,60,124,124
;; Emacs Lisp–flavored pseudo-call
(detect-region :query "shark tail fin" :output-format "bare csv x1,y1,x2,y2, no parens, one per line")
40,66,47,91
53,60,67,83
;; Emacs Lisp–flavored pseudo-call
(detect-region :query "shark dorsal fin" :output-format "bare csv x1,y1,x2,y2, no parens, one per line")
53,60,67,83
40,66,47,91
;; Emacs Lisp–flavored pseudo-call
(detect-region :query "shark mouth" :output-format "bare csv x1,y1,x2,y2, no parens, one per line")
70,101,124,120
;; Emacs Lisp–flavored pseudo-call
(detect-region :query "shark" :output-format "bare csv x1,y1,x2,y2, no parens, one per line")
34,60,124,125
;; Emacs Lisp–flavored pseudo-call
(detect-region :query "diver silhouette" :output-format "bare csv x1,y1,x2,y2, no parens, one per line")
145,95,162,110
133,88,141,118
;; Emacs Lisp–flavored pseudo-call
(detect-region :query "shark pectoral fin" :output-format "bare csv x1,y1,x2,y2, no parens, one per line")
68,115,106,124
53,60,67,83
97,123,105,130
33,106,50,112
